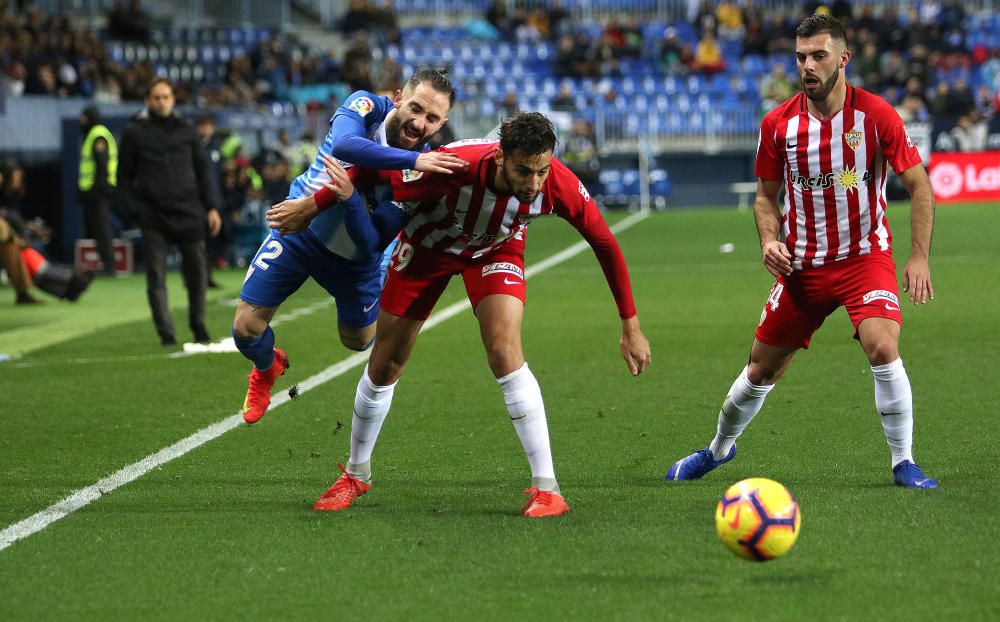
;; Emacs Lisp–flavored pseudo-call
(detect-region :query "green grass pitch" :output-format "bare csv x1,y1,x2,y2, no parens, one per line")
1,202,997,620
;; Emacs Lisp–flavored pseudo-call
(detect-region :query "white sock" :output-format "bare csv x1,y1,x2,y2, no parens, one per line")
498,363,558,492
347,366,396,481
708,366,774,459
872,358,914,468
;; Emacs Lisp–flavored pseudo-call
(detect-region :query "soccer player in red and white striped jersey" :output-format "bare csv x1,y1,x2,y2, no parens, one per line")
306,112,652,516
665,14,938,488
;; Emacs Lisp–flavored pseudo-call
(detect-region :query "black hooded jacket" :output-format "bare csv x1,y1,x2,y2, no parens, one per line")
118,108,220,240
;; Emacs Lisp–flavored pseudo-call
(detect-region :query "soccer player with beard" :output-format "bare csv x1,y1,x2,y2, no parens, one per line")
291,112,652,517
234,70,468,424
665,14,938,488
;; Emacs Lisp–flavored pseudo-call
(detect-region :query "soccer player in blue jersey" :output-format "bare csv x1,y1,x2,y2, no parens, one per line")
233,69,467,424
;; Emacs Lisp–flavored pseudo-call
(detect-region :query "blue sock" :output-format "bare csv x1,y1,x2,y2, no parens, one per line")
233,325,275,371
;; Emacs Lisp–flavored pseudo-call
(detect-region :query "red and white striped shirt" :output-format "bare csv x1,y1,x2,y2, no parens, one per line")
381,139,637,318
756,86,922,269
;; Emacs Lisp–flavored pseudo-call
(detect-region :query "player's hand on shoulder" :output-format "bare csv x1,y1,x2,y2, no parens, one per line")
320,154,356,201
414,151,469,174
902,257,934,305
762,240,793,277
620,316,652,377
266,196,316,236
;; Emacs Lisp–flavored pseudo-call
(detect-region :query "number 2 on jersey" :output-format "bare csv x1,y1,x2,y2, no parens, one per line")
254,240,284,270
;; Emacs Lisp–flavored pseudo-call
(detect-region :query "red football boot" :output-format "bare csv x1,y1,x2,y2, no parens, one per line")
521,487,570,517
313,463,372,511
241,348,289,424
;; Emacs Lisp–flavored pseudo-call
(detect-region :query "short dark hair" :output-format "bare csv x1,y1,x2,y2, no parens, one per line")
407,67,456,107
795,13,847,45
144,77,173,97
499,112,557,157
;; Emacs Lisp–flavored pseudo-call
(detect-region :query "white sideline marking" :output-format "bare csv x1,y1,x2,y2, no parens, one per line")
0,210,649,552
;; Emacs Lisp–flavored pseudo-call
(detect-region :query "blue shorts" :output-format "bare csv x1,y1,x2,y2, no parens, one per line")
240,230,397,329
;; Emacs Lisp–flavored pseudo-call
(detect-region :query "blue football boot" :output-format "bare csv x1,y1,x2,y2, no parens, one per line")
893,460,938,489
665,445,736,481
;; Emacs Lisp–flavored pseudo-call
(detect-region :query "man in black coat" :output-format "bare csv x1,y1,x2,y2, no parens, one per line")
118,78,222,345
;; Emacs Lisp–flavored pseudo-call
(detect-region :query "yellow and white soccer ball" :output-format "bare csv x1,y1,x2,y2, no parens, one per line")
715,478,801,561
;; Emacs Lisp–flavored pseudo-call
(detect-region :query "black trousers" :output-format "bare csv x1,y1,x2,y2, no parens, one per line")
81,191,115,270
141,227,207,340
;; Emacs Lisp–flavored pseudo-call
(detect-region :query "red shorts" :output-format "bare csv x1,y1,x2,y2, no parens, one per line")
755,252,902,349
380,235,527,320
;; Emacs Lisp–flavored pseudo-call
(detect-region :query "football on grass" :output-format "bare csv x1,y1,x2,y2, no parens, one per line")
715,478,801,561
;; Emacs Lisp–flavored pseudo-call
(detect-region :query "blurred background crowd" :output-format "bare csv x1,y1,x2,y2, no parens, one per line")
1,0,998,278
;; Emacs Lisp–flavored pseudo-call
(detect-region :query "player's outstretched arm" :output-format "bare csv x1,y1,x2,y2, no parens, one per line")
620,315,652,376
754,178,792,277
414,150,469,174
898,164,935,304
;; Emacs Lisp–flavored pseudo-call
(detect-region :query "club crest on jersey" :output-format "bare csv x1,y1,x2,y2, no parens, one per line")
844,130,862,152
578,180,591,201
348,96,374,117
862,290,899,306
481,262,524,279
402,169,423,183
517,213,538,225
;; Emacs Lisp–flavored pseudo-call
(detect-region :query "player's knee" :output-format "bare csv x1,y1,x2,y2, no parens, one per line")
367,358,402,385
232,312,264,339
747,363,781,386
485,341,523,377
340,334,373,352
339,325,375,352
865,338,898,366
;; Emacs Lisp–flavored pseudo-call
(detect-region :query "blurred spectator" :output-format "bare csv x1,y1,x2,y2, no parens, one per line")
551,83,577,112
974,85,994,119
516,8,548,42
855,41,882,92
715,0,744,41
78,106,117,275
692,31,725,75
107,0,151,42
342,32,375,92
950,112,987,152
693,0,717,37
929,81,952,117
947,77,975,118
196,114,227,281
561,118,599,186
982,50,1000,92
879,50,906,89
593,31,622,77
658,27,690,75
760,64,795,110
896,94,931,123
499,91,520,118
829,0,853,23
486,0,514,39
743,18,768,57
339,0,372,35
547,0,570,40
876,8,907,52
918,0,941,26
905,44,933,86
764,12,793,55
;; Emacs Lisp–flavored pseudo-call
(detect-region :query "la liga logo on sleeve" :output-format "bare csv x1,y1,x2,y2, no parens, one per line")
348,97,375,117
